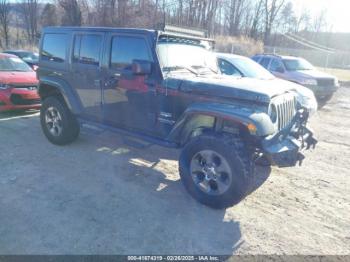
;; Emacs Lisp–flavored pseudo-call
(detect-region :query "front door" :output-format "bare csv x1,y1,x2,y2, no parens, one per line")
269,58,286,79
102,33,159,135
71,33,104,121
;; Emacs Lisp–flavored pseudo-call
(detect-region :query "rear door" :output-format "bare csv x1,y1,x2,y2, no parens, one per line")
70,32,104,121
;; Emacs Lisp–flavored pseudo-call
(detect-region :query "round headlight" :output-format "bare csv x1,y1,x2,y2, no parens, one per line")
269,104,278,123
0,83,10,90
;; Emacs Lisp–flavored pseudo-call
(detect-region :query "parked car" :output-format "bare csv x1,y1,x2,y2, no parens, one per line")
217,53,318,115
37,26,317,209
3,50,39,70
252,54,339,102
0,53,40,112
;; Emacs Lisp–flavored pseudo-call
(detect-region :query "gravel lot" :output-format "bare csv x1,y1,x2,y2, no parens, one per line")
0,87,349,255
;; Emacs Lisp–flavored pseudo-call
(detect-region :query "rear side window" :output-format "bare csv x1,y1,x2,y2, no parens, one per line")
73,34,102,65
41,33,68,63
260,57,271,69
270,58,284,71
110,36,151,70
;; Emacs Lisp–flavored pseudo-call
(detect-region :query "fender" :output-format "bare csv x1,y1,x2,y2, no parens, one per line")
38,76,83,115
167,102,276,143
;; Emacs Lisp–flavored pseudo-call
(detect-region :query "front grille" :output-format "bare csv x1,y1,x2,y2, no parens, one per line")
317,78,334,87
10,94,41,105
12,85,38,91
269,93,297,131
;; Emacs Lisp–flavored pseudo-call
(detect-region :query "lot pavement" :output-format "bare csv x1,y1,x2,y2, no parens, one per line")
0,87,349,255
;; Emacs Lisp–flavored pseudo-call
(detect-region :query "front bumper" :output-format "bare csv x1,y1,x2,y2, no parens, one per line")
304,84,338,99
0,88,41,112
261,109,317,167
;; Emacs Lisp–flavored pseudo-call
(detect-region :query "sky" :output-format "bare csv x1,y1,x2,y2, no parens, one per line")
293,0,350,33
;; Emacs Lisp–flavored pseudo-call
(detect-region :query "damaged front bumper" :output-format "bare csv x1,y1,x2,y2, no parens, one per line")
261,109,318,167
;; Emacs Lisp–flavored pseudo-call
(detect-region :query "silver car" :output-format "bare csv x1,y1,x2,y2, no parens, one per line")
217,53,318,115
252,54,339,101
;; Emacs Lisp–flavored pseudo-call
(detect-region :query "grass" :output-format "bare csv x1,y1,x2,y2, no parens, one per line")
317,67,350,82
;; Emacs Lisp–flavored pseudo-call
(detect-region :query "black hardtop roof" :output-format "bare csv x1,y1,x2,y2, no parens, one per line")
43,26,157,35
43,26,214,43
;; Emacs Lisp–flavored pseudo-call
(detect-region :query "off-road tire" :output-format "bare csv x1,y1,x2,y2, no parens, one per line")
40,96,80,145
179,133,255,209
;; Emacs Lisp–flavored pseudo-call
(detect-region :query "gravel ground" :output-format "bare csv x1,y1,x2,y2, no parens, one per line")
0,87,349,255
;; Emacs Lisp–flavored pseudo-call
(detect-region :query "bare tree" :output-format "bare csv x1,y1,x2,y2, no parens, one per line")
295,9,311,32
90,0,117,26
58,0,82,26
19,0,39,45
41,3,58,27
263,0,286,44
312,9,328,33
279,1,297,33
224,0,249,36
0,0,10,48
249,0,264,39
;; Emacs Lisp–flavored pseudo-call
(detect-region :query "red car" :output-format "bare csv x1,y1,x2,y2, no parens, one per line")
0,53,40,112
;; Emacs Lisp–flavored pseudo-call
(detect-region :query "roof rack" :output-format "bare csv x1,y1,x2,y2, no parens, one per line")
156,23,214,43
163,24,207,38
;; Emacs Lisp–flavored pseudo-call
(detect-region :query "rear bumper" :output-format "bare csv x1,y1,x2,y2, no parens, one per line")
262,109,317,167
0,88,41,112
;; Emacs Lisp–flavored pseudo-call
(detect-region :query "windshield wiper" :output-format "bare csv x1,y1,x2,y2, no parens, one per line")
163,66,198,76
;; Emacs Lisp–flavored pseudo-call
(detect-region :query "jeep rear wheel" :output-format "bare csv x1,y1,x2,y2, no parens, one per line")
40,96,80,145
179,133,255,209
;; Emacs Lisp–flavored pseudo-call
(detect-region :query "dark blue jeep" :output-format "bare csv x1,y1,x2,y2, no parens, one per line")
37,26,317,208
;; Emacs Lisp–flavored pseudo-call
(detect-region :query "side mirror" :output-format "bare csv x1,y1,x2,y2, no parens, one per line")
132,60,152,75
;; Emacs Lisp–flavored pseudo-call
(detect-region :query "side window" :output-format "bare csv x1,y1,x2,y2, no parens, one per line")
270,58,284,72
110,36,151,70
251,56,260,62
73,34,102,65
260,57,271,69
218,58,241,76
41,33,67,63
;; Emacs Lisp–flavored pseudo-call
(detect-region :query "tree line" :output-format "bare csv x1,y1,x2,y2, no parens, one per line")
0,0,330,49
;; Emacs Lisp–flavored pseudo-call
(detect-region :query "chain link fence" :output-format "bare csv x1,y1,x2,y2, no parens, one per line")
265,46,350,69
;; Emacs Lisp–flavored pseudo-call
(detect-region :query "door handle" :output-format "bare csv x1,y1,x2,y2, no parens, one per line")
50,71,63,77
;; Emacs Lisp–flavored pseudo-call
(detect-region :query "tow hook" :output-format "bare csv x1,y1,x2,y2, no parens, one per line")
306,136,318,150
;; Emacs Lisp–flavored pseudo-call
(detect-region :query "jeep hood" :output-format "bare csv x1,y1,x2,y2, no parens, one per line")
167,74,295,103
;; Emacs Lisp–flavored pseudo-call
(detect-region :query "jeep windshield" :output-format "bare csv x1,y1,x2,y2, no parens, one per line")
157,42,218,75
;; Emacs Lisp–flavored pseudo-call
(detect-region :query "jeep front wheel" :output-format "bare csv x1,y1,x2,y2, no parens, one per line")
40,96,80,145
179,133,254,209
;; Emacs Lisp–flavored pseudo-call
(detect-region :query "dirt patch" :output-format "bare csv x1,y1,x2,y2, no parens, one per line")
0,88,349,255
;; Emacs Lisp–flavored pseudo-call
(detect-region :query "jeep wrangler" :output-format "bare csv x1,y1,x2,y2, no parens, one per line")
37,26,317,209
